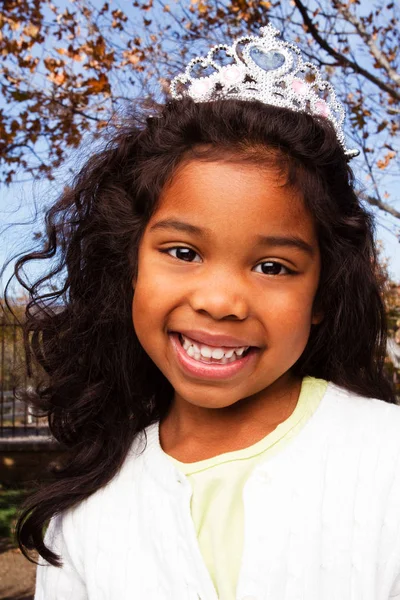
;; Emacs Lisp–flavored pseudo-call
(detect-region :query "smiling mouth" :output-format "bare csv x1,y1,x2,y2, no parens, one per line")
177,332,253,365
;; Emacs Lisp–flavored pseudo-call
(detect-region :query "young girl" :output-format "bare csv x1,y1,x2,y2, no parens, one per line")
14,24,400,600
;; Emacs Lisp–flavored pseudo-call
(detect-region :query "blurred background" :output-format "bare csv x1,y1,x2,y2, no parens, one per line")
1,1,399,598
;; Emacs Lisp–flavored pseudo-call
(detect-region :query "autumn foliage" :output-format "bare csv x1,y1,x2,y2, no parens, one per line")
0,0,398,224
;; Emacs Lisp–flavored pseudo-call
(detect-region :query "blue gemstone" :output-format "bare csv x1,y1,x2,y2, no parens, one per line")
250,47,286,71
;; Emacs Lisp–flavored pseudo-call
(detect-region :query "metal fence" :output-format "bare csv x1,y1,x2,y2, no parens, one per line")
1,304,399,439
0,311,48,438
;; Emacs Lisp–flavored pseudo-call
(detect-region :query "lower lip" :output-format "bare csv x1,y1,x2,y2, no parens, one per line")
169,333,258,381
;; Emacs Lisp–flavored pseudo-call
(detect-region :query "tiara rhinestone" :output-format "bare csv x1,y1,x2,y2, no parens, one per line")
170,24,359,159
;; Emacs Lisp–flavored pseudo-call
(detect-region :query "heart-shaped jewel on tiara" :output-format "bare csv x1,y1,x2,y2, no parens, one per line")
249,48,286,72
170,23,360,159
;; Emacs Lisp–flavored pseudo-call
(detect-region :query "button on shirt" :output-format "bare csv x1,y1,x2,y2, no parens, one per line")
35,380,400,600
165,376,328,600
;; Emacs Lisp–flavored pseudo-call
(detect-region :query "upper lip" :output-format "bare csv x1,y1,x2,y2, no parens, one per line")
175,329,257,348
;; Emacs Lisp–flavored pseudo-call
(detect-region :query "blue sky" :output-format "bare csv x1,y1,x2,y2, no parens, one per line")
1,153,399,300
1,0,399,298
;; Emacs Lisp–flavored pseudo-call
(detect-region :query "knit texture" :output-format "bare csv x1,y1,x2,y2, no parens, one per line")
35,382,400,600
165,376,327,599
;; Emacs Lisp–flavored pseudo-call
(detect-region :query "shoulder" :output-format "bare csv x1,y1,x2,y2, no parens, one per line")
271,382,400,507
314,381,400,466
59,426,154,531
324,380,400,426
50,422,174,566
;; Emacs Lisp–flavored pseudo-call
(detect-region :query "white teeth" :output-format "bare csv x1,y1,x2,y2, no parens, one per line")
179,334,250,363
200,346,212,358
211,348,225,360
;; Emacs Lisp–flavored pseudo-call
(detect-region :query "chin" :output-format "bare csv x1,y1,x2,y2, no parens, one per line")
175,384,254,410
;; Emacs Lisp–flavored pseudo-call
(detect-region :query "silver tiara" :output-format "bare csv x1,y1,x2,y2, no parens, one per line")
170,24,359,159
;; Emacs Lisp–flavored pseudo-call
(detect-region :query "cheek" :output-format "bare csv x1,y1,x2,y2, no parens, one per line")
132,287,160,365
131,264,153,339
262,288,317,342
266,286,316,318
131,266,170,342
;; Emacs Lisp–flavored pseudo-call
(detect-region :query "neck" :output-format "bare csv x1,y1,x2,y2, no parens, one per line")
159,373,302,462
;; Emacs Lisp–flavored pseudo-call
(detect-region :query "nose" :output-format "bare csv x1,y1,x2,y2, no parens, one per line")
188,270,249,321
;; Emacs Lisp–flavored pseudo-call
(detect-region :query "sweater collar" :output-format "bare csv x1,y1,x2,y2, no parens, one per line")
139,379,335,491
139,419,191,493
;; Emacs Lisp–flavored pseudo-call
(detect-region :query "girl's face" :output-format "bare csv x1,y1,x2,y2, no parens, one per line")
132,159,321,414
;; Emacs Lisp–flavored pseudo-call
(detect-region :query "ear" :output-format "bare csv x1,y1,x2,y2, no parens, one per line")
311,310,324,325
311,294,323,326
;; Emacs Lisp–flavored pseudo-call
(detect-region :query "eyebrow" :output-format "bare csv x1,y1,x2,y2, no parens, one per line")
255,234,315,256
149,218,315,256
150,219,203,236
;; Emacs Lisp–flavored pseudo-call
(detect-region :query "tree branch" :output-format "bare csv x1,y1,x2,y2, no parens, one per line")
48,96,103,123
359,192,400,220
292,0,400,102
333,2,400,88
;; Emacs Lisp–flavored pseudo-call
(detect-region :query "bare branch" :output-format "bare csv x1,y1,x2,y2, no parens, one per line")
359,192,400,220
292,0,400,102
358,132,400,218
333,2,400,87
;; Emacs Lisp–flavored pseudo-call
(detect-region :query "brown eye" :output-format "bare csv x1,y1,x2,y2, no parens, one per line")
166,247,201,262
254,261,292,275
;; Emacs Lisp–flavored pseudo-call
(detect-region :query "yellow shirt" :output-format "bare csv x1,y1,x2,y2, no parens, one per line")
165,376,328,600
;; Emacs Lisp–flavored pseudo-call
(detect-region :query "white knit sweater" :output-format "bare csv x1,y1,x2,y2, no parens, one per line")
36,382,400,599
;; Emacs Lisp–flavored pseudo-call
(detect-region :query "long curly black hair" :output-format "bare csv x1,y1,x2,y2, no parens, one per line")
10,98,395,566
